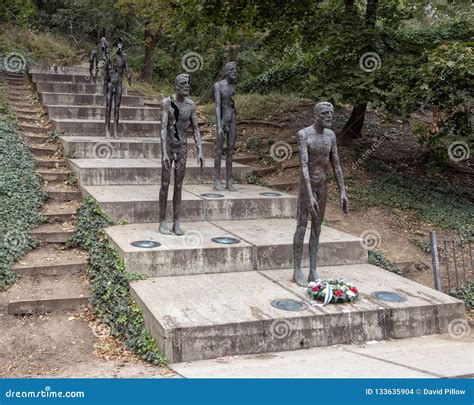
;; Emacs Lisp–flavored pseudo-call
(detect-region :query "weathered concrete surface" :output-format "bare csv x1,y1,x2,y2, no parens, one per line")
36,82,123,95
82,184,297,223
70,158,252,186
107,219,367,276
212,218,368,269
130,266,465,362
60,136,213,159
184,184,296,221
39,93,143,107
47,105,159,120
53,119,161,137
107,222,255,277
28,64,91,75
31,73,100,83
171,334,473,378
83,185,205,222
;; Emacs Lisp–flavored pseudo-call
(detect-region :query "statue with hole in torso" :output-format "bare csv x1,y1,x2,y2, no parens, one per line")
104,38,131,138
159,74,204,236
293,102,349,286
214,62,237,191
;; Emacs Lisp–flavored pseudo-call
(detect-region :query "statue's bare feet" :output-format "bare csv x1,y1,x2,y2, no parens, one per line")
214,180,223,191
308,269,320,283
172,221,184,236
159,222,171,235
226,182,237,192
293,269,307,287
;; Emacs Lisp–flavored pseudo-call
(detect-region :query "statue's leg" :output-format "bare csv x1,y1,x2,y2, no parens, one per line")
105,83,112,138
308,186,327,282
214,126,224,191
159,157,172,235
293,182,308,287
225,117,237,191
113,83,123,138
172,148,187,236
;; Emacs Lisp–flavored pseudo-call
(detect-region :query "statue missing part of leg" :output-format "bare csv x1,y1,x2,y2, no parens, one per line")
89,36,108,78
159,74,204,236
104,38,131,138
292,102,349,287
214,62,237,191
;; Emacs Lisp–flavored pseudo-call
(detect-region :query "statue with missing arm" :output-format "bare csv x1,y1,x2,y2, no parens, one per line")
158,73,204,236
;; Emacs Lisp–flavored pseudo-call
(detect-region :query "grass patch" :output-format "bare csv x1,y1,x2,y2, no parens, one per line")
0,83,45,290
349,161,474,232
449,280,474,310
69,197,167,365
368,250,403,275
199,92,306,121
0,24,79,66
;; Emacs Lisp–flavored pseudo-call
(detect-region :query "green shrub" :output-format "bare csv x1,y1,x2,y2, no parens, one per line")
0,86,45,290
368,250,402,275
449,280,474,310
69,197,167,365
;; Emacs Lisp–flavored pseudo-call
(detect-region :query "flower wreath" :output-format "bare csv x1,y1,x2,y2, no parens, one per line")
307,277,359,305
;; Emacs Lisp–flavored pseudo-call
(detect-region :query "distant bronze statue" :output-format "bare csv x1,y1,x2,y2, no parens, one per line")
214,61,237,191
159,74,204,235
89,37,108,78
293,102,349,286
104,38,131,138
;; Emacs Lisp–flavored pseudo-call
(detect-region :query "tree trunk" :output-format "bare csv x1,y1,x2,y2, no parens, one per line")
199,42,240,104
340,0,379,143
140,29,159,83
340,103,367,144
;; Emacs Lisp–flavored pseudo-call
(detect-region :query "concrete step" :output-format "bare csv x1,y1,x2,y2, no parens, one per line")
265,179,298,192
35,157,65,169
36,82,127,95
17,115,40,124
31,72,98,83
39,93,144,107
70,158,252,186
29,223,74,244
43,186,82,202
2,272,89,315
46,105,160,120
131,264,465,362
20,123,46,134
12,108,41,116
171,334,474,378
13,244,88,276
60,136,213,159
30,144,57,158
29,64,92,75
38,168,69,183
24,134,48,144
40,200,79,222
106,219,367,277
82,184,297,223
52,119,160,137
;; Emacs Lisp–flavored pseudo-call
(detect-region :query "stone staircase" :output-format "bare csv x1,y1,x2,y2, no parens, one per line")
25,65,465,364
0,71,89,316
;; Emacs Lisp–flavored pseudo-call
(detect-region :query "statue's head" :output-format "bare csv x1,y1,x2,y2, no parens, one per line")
114,37,124,52
175,73,191,96
314,101,334,129
225,62,237,82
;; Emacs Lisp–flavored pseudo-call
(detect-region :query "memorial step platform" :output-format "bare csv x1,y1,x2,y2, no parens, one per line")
60,136,213,159
105,219,367,277
52,118,160,137
70,158,252,186
35,82,128,95
82,184,297,223
31,72,100,84
39,93,144,107
46,105,160,120
131,265,465,362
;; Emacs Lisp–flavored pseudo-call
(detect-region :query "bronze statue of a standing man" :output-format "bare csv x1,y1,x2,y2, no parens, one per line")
105,38,131,138
214,62,237,191
293,102,349,286
159,74,204,236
